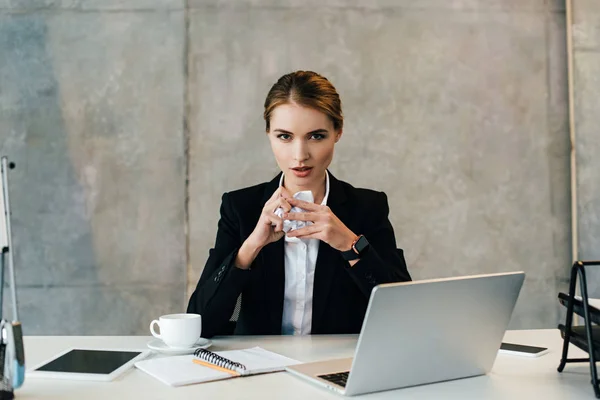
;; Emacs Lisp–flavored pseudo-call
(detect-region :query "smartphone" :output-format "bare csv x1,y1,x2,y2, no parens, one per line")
499,342,549,357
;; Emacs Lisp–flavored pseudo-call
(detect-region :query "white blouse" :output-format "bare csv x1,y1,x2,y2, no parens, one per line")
280,171,330,335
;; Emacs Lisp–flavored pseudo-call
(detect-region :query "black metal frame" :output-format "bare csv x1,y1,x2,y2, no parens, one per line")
557,261,600,398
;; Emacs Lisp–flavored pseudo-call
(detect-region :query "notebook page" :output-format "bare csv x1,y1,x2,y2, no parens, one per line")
215,347,301,375
135,355,232,387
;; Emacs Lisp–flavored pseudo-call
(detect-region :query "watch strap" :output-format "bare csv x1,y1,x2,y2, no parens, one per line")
341,235,368,261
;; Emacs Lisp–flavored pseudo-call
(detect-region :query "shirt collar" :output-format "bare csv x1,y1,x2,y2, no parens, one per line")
279,170,330,206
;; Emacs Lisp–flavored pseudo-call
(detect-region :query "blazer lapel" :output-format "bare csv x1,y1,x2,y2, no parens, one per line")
312,171,349,332
259,173,286,333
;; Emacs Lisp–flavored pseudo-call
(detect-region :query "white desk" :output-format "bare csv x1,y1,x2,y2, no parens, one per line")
17,329,597,399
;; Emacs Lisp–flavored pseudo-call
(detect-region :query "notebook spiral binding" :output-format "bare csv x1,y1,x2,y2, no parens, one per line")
193,349,247,372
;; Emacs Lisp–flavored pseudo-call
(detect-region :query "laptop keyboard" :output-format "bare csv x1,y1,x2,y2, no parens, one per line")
318,371,349,388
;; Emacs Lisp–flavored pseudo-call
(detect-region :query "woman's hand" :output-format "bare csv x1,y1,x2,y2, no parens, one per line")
250,186,293,247
235,187,292,269
284,198,358,252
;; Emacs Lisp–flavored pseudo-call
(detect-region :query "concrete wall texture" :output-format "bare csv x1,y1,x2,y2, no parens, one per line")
0,0,588,335
573,0,600,294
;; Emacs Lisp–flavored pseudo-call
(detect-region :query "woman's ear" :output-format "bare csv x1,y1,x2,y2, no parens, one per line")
335,129,343,143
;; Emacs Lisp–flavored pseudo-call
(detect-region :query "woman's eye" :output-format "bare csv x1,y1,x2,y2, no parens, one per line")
310,133,326,140
277,134,291,140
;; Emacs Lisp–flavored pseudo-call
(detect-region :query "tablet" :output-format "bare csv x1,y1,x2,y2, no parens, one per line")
28,348,151,381
499,342,549,358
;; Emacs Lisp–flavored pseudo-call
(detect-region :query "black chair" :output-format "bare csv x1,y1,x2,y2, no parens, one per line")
557,261,600,398
223,295,241,335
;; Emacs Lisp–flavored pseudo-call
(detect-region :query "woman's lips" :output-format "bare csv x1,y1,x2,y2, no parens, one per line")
291,167,313,178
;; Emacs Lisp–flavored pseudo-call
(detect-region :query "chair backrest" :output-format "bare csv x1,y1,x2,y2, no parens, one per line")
230,295,241,322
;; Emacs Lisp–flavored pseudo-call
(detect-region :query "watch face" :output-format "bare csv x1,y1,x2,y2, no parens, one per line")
354,236,369,253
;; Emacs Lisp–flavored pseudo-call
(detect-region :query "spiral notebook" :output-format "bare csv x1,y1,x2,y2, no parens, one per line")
135,347,300,387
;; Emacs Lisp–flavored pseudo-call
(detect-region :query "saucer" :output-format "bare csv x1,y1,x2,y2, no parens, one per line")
147,338,212,355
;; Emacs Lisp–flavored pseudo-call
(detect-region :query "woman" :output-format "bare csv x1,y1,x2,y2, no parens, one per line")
187,71,411,338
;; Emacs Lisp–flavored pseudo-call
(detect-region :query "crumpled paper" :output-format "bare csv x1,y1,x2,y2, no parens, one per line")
273,190,313,233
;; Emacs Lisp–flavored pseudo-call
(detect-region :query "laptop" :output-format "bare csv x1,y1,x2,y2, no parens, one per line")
286,271,525,396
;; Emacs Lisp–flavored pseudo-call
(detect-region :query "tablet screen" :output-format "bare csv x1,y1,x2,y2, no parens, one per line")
35,349,142,375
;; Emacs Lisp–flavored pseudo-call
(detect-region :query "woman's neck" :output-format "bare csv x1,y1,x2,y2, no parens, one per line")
283,172,327,205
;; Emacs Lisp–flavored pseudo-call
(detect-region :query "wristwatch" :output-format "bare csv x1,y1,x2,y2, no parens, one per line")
341,235,370,261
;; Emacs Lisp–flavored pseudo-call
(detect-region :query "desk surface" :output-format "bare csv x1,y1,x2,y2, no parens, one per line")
17,329,596,399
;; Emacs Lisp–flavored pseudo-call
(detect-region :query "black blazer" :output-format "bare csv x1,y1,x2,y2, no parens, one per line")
187,172,411,337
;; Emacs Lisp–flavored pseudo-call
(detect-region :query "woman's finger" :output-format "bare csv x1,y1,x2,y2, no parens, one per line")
264,194,282,212
286,224,321,239
286,198,322,211
265,187,282,204
274,218,284,232
280,198,292,213
280,186,292,199
264,212,284,227
265,196,292,214
284,211,316,222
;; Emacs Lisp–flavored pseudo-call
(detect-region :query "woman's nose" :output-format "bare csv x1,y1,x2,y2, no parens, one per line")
293,140,309,162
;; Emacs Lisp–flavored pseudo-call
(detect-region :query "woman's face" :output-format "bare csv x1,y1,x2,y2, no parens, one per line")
267,102,341,191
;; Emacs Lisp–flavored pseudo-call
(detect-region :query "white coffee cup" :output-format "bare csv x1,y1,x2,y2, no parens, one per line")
150,313,202,349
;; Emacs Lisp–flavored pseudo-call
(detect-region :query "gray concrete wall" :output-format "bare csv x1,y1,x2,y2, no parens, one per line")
0,2,186,334
573,0,600,294
0,0,572,334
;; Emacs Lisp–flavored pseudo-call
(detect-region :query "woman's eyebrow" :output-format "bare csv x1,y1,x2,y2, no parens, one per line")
273,129,328,135
306,129,328,135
